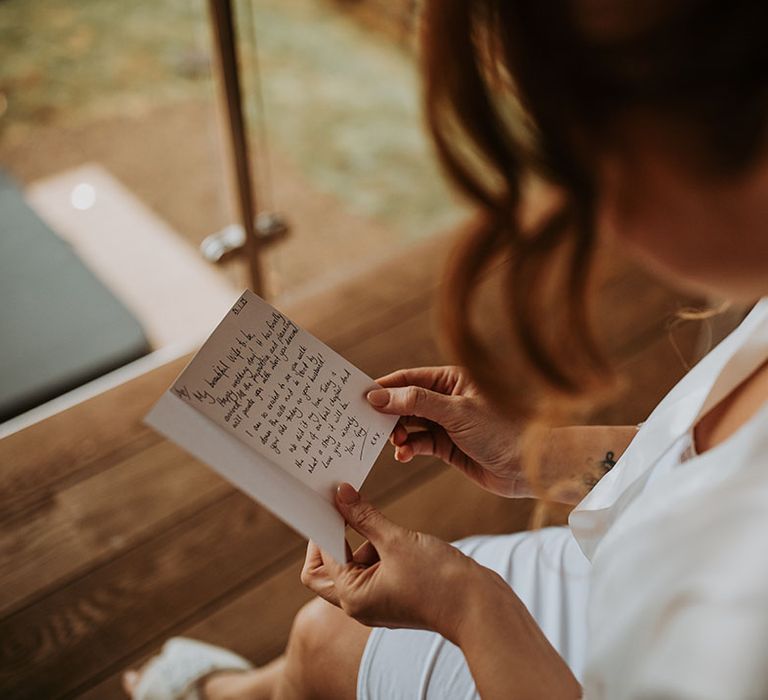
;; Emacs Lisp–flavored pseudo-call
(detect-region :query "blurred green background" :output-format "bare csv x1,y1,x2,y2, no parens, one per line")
0,0,464,258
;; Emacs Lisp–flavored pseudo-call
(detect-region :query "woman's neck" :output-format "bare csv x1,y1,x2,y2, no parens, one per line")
694,359,768,454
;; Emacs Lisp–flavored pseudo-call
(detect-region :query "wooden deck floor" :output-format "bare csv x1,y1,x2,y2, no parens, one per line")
0,232,716,699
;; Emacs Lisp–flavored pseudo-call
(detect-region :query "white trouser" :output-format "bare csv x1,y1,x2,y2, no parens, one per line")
357,526,591,699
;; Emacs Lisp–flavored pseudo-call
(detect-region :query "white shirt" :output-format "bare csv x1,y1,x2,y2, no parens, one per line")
570,298,768,700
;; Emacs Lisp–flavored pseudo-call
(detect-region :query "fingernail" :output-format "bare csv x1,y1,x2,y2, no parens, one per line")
124,671,138,685
367,389,389,407
337,482,359,504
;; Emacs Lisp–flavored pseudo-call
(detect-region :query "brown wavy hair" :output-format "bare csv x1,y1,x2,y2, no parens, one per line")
420,0,768,421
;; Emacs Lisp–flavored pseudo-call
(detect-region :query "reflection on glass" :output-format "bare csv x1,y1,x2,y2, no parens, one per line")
70,182,96,211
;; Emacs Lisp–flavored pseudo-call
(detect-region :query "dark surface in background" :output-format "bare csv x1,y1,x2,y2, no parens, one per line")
0,169,150,422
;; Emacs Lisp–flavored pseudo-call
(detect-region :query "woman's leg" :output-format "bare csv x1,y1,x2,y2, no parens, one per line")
123,597,371,700
270,597,371,699
356,528,591,699
125,527,589,699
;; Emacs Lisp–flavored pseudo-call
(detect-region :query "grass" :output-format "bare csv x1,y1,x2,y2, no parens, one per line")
0,0,463,241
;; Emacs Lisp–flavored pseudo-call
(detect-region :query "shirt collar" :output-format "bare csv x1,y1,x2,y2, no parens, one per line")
570,298,768,559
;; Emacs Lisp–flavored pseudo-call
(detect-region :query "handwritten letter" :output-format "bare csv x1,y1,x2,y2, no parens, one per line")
152,290,398,504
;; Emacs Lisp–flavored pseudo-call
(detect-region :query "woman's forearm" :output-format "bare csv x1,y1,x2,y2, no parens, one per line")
450,567,581,700
517,425,638,504
449,426,638,693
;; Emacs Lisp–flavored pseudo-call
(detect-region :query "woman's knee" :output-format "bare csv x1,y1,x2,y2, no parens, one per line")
290,597,352,660
285,597,370,698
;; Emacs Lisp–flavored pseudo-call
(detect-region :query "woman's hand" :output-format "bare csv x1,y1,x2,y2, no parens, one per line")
301,482,487,641
368,366,527,497
302,484,581,699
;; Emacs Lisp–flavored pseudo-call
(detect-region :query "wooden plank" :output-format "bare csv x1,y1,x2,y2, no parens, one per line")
0,492,298,700
342,306,445,379
0,356,188,514
0,420,438,623
0,442,230,617
284,234,450,350
0,455,447,700
79,465,534,700
0,282,446,613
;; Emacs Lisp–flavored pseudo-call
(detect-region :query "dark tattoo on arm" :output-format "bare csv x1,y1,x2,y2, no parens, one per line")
583,451,618,489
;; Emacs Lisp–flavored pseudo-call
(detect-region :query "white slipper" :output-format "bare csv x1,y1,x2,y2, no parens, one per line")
132,637,252,700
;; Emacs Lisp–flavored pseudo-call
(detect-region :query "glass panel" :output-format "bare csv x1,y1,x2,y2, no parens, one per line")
0,0,233,248
0,0,465,418
0,0,242,419
234,0,466,297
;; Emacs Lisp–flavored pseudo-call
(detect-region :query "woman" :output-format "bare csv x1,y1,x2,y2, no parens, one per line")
125,1,768,698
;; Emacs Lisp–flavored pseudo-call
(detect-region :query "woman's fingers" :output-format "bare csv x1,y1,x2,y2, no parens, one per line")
375,366,458,394
395,427,456,464
367,386,462,429
303,540,323,568
389,417,436,446
300,541,341,606
335,483,402,548
390,422,409,446
352,539,380,566
395,431,436,462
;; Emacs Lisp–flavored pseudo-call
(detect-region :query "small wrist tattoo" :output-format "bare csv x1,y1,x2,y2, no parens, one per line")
601,451,616,471
582,451,617,490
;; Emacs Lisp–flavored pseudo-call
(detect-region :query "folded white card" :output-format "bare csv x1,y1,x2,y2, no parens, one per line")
145,290,398,562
